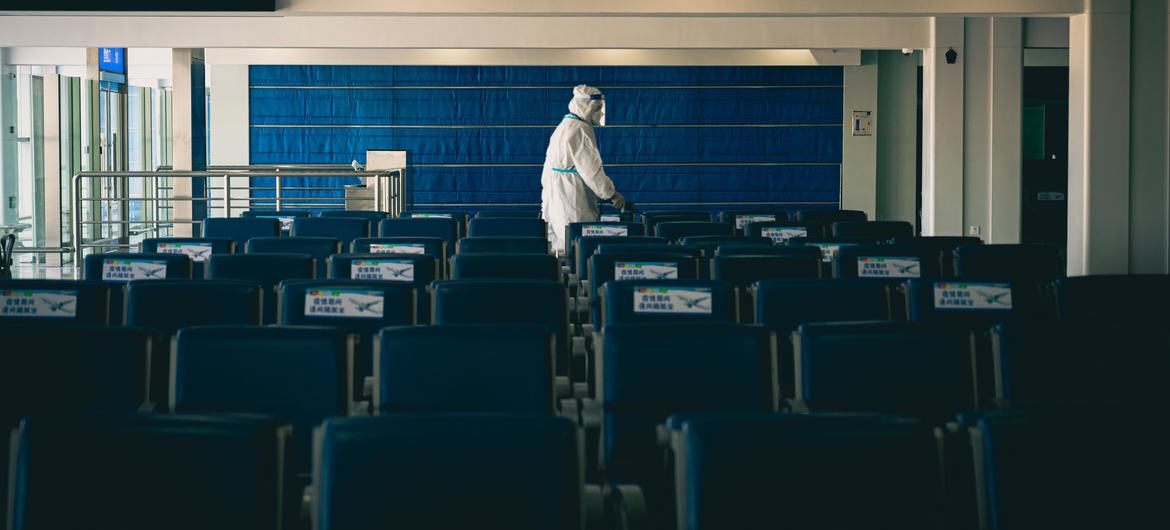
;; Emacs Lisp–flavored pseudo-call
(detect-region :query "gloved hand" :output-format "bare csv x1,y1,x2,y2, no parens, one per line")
609,192,627,210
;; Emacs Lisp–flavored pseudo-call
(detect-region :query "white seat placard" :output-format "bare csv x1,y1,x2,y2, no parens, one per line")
411,213,452,219
0,289,79,318
351,259,415,282
304,288,385,319
260,216,295,231
633,286,713,314
858,256,921,278
809,243,858,263
761,227,807,243
583,225,629,237
615,261,679,280
600,214,622,222
369,243,427,255
156,242,214,262
933,282,1013,311
735,215,776,230
101,259,168,282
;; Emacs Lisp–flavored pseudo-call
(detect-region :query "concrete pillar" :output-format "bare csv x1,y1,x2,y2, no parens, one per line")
841,51,878,218
876,50,919,226
41,74,61,266
171,48,206,236
964,17,1023,243
0,49,17,226
209,63,250,217
1128,0,1169,273
1068,1,1131,275
922,17,965,236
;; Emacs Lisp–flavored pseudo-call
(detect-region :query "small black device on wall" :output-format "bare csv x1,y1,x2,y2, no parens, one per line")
945,48,958,64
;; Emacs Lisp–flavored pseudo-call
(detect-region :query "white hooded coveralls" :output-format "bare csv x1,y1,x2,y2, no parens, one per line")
540,85,617,253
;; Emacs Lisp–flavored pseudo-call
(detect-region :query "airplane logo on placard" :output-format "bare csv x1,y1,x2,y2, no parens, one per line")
191,248,213,260
40,297,76,315
383,264,413,280
137,265,164,278
642,266,678,280
674,293,711,310
972,289,1011,306
894,262,920,275
349,298,383,314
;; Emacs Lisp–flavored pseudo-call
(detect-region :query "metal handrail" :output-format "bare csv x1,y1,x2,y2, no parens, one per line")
72,168,405,261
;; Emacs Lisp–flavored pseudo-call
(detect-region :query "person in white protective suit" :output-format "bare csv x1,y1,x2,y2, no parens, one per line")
540,85,626,254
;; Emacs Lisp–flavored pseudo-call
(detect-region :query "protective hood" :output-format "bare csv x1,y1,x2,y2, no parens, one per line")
568,84,605,126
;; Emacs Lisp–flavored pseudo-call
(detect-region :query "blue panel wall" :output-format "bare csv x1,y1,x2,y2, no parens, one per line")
249,65,843,212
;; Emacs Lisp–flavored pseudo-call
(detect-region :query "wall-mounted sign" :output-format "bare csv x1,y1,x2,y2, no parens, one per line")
852,110,873,136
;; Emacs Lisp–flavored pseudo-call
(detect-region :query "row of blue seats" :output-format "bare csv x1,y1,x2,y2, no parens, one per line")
5,320,1165,529
14,409,1153,530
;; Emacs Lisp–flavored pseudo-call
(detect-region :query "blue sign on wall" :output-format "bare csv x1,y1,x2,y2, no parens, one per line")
99,48,126,74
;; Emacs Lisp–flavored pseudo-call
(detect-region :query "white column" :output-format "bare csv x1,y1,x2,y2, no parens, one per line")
171,48,205,236
922,17,965,236
41,74,61,266
964,17,1023,243
209,64,250,217
1068,2,1131,275
1128,0,1169,273
841,51,878,218
876,50,919,226
0,49,16,227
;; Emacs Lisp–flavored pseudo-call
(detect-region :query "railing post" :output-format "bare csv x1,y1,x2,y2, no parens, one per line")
224,173,232,218
72,173,83,266
275,169,283,211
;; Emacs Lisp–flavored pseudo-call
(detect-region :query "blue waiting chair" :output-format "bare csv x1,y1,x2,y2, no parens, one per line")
378,217,459,253
375,325,555,415
351,236,448,277
793,322,980,419
671,413,939,530
600,280,736,325
291,217,371,246
954,244,1064,281
279,279,417,402
314,415,585,530
566,221,644,258
245,236,342,278
587,252,701,326
467,217,547,238
82,252,192,325
654,221,734,242
745,221,820,243
172,326,350,478
572,235,668,276
141,237,235,278
126,280,263,408
969,411,1169,530
8,413,293,530
398,211,467,238
0,279,112,326
640,211,713,235
795,209,867,235
989,321,1170,408
202,217,281,248
456,237,550,255
832,220,914,241
890,236,983,276
432,280,570,379
318,210,388,222
327,254,438,323
717,210,790,234
475,209,541,218
753,279,893,397
206,253,315,324
713,253,821,318
451,253,560,281
600,324,776,523
833,245,941,279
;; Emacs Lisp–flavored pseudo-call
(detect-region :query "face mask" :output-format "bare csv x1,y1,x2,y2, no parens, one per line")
591,93,606,127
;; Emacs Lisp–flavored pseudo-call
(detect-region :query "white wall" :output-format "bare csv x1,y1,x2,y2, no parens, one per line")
876,50,919,224
841,52,878,218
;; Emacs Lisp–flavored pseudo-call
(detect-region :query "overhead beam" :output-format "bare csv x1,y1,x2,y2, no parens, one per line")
0,15,931,49
275,0,1084,17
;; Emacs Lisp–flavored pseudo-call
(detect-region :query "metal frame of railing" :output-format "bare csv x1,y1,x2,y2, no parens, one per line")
71,168,405,260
